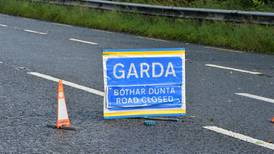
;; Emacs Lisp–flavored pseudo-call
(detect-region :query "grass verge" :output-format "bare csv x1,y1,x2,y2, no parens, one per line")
0,0,273,54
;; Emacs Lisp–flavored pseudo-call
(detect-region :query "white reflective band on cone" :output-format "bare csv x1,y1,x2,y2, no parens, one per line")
58,99,69,120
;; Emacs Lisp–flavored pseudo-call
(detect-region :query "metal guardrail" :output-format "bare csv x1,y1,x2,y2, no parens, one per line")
41,0,274,25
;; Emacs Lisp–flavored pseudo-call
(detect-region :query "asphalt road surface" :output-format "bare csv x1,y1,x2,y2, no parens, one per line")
1,13,274,153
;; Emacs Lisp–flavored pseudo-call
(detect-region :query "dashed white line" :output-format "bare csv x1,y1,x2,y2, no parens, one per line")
28,72,104,97
235,93,274,104
91,29,113,34
0,24,7,27
23,29,47,35
205,64,262,75
204,126,274,150
54,23,72,27
204,46,243,53
69,38,98,45
136,36,169,42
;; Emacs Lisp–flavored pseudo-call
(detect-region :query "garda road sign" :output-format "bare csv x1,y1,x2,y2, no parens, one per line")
102,48,186,119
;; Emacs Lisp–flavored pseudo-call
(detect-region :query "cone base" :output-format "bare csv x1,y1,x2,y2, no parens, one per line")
47,124,76,131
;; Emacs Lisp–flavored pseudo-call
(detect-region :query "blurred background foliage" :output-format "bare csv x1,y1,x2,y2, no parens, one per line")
114,0,274,11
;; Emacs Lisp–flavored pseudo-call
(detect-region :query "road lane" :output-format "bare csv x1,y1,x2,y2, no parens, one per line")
2,57,273,153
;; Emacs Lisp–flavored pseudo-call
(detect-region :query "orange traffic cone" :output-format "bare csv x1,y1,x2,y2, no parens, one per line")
272,117,274,123
56,80,71,128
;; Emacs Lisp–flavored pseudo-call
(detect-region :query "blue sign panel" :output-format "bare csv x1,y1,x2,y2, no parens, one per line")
103,48,186,119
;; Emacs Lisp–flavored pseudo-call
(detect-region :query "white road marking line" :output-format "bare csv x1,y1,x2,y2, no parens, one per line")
23,29,47,35
69,38,98,45
205,64,262,75
91,29,113,34
235,93,274,104
0,24,8,27
54,23,72,27
136,36,169,42
28,72,104,97
203,126,274,150
204,46,243,53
